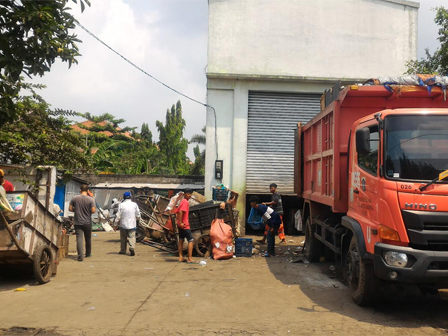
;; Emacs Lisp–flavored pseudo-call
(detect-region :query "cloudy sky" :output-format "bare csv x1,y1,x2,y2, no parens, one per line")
31,0,445,158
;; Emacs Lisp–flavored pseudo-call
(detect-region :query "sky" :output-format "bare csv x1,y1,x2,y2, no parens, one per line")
31,0,445,158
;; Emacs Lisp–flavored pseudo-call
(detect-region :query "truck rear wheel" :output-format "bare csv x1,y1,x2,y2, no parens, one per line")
346,236,379,306
304,218,323,262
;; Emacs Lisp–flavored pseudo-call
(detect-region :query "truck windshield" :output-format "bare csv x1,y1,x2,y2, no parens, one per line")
385,115,448,181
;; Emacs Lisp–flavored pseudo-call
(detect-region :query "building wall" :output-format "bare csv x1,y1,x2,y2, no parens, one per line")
208,0,419,79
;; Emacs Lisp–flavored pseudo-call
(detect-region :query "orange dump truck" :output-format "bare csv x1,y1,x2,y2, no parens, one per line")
295,80,448,305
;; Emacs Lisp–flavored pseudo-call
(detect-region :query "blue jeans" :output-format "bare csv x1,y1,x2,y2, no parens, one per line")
267,228,277,256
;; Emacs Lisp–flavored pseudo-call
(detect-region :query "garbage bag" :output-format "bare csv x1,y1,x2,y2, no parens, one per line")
210,218,233,260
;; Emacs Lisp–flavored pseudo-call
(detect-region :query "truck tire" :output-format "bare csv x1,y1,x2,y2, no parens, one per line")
304,217,323,262
346,236,379,306
33,244,54,284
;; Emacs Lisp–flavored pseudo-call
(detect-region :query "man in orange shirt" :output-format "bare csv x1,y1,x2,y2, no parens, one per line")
0,169,14,192
176,189,194,263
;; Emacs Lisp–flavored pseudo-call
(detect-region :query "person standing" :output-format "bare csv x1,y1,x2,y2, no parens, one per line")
176,188,194,263
257,183,286,244
69,184,96,261
0,169,15,192
250,196,281,257
117,192,141,256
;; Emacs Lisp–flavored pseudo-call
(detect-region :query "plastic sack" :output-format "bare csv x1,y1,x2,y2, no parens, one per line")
294,210,303,232
0,186,13,212
210,218,233,260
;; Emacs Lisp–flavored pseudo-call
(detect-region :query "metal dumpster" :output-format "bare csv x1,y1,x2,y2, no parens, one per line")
0,191,61,284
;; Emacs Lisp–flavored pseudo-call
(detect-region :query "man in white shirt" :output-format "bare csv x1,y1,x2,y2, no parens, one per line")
116,192,141,256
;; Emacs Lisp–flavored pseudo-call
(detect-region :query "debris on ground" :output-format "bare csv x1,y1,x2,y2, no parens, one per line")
288,256,310,264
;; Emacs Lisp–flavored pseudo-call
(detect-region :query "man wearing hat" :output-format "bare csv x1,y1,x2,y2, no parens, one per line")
116,191,141,256
0,169,14,192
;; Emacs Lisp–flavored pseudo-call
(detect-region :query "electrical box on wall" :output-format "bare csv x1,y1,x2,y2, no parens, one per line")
215,160,223,180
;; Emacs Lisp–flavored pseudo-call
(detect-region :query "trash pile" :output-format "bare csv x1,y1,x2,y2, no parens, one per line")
134,189,240,258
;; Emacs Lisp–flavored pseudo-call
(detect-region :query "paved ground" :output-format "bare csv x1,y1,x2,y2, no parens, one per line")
1,232,448,336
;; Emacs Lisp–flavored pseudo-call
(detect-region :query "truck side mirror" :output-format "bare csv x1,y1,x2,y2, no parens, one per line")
356,127,370,155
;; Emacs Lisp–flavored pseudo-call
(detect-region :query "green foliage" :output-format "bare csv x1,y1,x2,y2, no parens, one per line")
156,101,190,175
0,83,88,170
141,123,153,144
405,7,448,75
190,126,206,175
0,0,90,124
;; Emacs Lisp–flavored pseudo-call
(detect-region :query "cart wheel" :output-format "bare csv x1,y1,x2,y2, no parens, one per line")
195,234,211,257
33,244,54,284
136,226,146,243
160,229,173,244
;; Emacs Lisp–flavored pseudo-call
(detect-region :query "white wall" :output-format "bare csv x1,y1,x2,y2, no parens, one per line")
208,0,419,79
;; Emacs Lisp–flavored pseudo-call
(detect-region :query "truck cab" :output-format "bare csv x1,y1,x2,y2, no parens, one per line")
350,110,448,289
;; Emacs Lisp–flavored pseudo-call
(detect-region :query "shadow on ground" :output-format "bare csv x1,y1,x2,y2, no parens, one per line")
262,239,448,332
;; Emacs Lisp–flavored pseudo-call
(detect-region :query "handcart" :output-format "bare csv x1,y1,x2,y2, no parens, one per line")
0,191,61,284
188,201,237,257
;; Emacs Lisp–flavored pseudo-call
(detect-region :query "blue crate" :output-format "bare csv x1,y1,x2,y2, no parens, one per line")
235,238,253,257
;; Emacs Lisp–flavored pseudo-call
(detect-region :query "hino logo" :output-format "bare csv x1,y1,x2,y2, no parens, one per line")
404,203,437,210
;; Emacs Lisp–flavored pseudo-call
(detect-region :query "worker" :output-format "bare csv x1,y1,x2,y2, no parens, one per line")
176,188,194,263
250,195,281,257
0,169,14,192
116,191,141,256
69,184,96,261
257,183,286,244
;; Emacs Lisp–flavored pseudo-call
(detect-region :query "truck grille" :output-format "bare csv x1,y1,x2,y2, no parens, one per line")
402,210,448,251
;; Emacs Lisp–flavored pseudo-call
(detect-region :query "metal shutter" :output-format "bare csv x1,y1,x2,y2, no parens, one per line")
246,91,321,194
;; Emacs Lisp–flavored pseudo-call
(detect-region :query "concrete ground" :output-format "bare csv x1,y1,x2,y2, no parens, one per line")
1,232,448,336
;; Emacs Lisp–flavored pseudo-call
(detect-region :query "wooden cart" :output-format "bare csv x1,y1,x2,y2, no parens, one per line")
0,191,61,284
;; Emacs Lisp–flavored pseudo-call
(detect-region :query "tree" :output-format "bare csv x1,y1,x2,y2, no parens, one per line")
406,6,448,75
0,0,90,124
156,101,189,175
0,83,88,171
141,123,153,145
190,126,206,175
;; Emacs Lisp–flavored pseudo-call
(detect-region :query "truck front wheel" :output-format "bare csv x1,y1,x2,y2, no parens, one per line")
346,236,379,306
304,218,323,262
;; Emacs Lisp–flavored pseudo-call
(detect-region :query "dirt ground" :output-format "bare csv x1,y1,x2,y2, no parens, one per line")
1,232,448,336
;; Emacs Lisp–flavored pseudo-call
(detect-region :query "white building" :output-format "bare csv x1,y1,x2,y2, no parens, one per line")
205,0,419,235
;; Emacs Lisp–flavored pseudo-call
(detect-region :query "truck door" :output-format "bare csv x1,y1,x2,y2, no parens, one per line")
349,122,380,249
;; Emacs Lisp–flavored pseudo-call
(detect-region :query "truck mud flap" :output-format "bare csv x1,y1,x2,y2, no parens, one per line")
341,216,372,260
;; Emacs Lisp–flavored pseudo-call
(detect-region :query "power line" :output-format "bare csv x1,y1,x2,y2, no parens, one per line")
74,20,219,160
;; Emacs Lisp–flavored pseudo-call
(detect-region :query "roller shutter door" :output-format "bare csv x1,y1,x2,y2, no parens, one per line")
246,91,320,194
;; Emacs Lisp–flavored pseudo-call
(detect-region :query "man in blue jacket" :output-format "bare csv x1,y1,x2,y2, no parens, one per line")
249,196,281,257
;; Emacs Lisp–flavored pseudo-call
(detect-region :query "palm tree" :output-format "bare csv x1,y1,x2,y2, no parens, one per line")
190,126,206,175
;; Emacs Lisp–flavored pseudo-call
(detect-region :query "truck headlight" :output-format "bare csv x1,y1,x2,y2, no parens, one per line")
383,251,408,268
